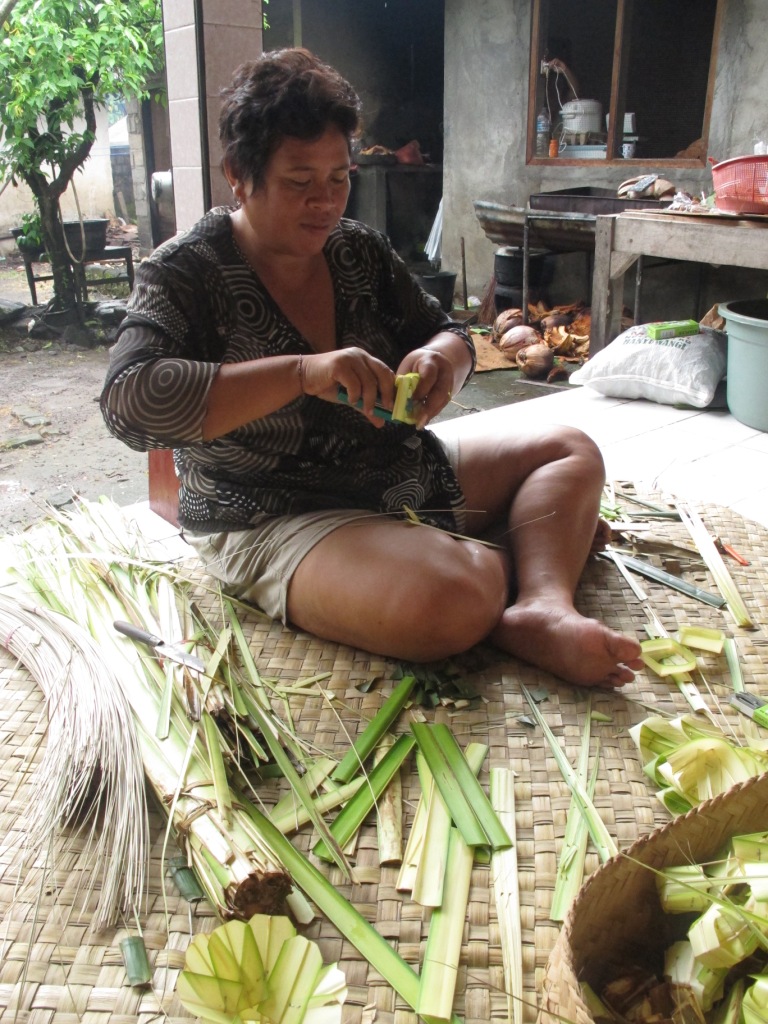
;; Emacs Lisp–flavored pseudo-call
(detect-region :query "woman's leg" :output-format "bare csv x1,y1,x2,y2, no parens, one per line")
457,424,643,688
286,516,510,662
287,423,643,687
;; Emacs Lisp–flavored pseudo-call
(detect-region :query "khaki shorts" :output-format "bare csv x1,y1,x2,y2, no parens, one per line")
183,434,461,623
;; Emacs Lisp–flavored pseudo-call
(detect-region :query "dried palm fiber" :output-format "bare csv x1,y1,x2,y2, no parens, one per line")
0,490,767,1023
538,772,768,1024
0,507,291,927
0,591,148,931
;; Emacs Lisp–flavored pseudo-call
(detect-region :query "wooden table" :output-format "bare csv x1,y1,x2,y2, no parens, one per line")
591,211,768,351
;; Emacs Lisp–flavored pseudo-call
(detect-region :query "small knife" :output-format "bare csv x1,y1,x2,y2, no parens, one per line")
730,692,768,728
113,620,207,675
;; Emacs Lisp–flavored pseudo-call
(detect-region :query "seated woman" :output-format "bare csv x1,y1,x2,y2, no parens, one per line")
101,48,642,689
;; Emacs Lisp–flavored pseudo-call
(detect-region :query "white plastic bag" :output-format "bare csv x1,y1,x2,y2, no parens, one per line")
570,324,727,407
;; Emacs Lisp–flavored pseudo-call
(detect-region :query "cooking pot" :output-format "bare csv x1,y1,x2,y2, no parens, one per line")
560,99,603,135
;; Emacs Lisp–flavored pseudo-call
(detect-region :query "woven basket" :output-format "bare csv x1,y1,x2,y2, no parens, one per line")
538,771,768,1024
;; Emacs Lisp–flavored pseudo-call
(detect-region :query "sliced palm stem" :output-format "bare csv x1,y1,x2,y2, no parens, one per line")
490,768,523,1024
412,756,451,907
411,722,485,848
416,827,474,1022
413,742,487,907
332,674,417,783
396,763,429,892
270,757,341,826
375,736,403,866
724,638,745,693
270,779,365,835
411,722,510,850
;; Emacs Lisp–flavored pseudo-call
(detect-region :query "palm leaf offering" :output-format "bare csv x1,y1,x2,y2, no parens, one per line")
630,714,768,814
176,914,347,1024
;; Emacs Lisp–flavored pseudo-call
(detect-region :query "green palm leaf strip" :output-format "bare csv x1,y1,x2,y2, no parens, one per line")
313,734,415,861
331,674,416,783
521,685,617,861
550,696,600,922
411,722,511,850
202,710,233,829
413,742,488,907
490,768,523,1024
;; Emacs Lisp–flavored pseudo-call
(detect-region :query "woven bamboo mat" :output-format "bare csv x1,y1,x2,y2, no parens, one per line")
1,490,767,1024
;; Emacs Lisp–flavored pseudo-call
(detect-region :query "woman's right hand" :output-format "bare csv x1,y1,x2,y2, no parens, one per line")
301,348,396,427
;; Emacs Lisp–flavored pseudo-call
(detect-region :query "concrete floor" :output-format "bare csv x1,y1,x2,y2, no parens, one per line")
432,367,573,424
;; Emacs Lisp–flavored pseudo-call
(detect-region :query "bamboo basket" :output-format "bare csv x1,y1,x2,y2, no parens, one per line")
538,771,768,1024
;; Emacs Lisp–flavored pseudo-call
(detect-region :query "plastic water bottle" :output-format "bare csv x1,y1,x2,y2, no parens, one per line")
535,106,551,157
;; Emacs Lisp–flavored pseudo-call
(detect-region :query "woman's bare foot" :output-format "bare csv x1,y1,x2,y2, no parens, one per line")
591,517,612,554
490,600,643,688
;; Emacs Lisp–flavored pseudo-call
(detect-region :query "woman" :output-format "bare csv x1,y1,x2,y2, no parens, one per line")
101,48,642,689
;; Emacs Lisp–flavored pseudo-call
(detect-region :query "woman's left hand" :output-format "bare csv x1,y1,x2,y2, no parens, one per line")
397,335,470,427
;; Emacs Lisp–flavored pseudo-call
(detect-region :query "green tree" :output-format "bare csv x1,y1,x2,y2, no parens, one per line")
0,0,163,316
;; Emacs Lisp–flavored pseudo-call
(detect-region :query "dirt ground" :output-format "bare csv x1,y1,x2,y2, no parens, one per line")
0,253,149,532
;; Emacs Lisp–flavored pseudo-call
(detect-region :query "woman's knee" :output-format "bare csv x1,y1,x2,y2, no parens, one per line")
392,542,508,660
538,424,603,469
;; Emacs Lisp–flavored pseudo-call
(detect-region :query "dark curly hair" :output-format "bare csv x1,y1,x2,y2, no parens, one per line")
219,48,362,189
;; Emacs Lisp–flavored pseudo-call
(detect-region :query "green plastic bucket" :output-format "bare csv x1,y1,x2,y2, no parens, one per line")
718,299,768,431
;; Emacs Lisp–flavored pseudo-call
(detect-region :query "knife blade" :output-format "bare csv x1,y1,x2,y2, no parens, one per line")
730,692,768,728
113,620,207,674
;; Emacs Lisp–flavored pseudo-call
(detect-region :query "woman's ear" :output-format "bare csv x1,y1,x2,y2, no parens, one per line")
223,161,245,205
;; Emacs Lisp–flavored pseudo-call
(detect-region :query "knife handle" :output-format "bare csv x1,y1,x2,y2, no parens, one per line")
114,620,162,647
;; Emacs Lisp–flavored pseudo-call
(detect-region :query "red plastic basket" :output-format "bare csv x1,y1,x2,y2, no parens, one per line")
711,154,768,214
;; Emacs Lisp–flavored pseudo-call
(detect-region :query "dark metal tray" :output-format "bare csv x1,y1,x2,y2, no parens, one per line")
529,186,670,215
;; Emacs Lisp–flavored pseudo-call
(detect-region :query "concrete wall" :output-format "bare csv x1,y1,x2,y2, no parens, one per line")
0,105,116,245
442,0,768,315
162,0,263,233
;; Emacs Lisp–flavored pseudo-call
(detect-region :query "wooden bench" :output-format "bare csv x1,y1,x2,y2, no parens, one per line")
21,245,135,305
148,449,180,527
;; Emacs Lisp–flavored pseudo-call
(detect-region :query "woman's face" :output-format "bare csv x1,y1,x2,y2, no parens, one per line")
233,126,352,259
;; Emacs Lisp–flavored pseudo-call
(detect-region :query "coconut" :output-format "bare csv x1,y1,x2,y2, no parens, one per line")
498,324,540,361
492,308,524,343
516,342,555,378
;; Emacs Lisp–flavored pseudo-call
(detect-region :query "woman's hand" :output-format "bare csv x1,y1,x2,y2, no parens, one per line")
302,347,396,427
397,332,473,427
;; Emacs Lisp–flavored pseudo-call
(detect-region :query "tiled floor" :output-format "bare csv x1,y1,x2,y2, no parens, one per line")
433,386,768,529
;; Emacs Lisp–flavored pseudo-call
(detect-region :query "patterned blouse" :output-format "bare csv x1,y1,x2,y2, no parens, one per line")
101,209,475,534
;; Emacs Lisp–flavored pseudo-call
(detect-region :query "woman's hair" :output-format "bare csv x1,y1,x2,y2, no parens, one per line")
219,48,362,188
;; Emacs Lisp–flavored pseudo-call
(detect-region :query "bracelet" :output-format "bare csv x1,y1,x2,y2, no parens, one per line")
297,353,305,393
